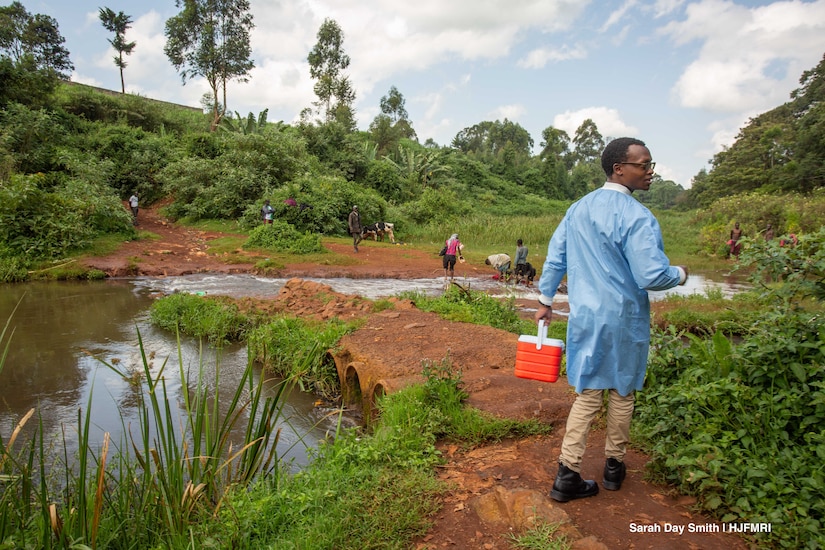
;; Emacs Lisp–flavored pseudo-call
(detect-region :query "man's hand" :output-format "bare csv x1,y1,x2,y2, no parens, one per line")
534,303,552,324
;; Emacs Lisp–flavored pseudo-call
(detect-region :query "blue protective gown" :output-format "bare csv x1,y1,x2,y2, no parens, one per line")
538,183,682,396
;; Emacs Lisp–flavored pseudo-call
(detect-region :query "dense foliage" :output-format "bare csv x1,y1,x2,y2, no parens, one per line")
636,231,825,548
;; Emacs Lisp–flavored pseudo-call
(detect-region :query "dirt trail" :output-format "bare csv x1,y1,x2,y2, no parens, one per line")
80,204,757,549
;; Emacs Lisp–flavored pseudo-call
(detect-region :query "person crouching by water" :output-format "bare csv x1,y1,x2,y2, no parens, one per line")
535,137,688,503
485,253,511,281
443,233,463,283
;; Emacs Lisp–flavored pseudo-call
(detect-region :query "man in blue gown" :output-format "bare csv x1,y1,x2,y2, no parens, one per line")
535,137,688,502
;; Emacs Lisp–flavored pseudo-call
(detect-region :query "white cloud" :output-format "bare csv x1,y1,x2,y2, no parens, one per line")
600,0,638,33
411,75,472,145
553,107,638,141
661,0,825,113
651,0,686,18
517,44,587,69
653,0,825,182
346,0,588,33
488,104,527,121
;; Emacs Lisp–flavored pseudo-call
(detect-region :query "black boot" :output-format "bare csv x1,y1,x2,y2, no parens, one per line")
603,457,626,491
550,463,599,502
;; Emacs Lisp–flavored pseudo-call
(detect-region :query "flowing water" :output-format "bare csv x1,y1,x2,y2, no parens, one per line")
0,272,748,470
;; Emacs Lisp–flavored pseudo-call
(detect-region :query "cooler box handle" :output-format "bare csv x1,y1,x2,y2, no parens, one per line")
536,319,546,350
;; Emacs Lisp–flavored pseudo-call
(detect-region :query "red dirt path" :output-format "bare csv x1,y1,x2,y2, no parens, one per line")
80,205,758,550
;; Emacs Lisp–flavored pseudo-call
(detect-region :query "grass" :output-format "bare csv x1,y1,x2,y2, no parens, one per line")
398,284,566,338
509,521,571,549
203,355,550,548
247,315,361,399
150,293,252,345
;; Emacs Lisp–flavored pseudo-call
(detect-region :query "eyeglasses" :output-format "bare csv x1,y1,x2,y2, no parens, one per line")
618,161,656,171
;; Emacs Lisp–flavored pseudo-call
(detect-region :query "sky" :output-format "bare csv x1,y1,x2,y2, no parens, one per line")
22,0,825,188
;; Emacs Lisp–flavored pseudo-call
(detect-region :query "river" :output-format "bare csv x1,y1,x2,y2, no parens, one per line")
0,272,748,470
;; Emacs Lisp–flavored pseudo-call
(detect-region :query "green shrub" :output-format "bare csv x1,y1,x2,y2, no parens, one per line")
0,102,66,174
0,173,133,259
243,221,323,254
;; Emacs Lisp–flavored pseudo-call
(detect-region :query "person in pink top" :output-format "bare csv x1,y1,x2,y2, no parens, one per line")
442,233,463,283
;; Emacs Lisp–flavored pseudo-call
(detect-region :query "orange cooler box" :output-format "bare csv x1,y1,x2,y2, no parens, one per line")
515,321,564,383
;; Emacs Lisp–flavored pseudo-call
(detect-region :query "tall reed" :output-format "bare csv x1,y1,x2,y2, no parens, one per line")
0,325,296,548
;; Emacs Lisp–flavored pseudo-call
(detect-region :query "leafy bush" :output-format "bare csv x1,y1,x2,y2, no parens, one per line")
85,123,176,203
737,227,825,305
399,186,468,224
695,192,825,255
243,221,323,254
0,102,66,174
0,173,134,258
160,156,265,220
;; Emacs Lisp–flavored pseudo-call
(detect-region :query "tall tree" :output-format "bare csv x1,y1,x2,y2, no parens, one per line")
538,126,572,198
539,126,571,165
307,18,354,124
572,118,604,164
98,8,136,93
379,85,408,123
370,85,415,155
0,1,72,77
164,0,255,131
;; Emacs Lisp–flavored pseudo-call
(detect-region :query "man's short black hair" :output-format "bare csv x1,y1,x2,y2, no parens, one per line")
601,137,646,177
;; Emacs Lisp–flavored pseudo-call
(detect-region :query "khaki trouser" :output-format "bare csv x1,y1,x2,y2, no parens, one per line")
559,388,635,473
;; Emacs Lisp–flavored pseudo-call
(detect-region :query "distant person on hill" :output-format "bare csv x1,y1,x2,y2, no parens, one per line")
764,223,775,241
348,205,362,252
128,191,139,225
535,137,688,503
442,233,463,284
728,222,743,259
